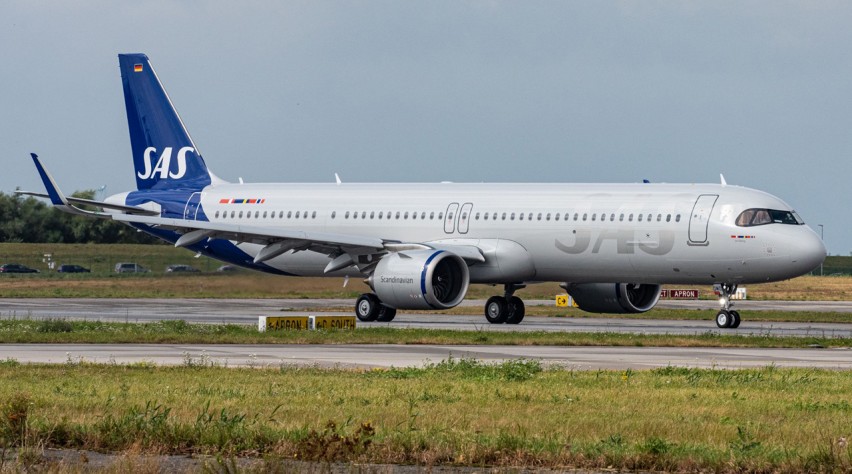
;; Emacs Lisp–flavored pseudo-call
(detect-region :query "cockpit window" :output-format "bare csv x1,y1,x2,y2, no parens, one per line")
736,208,804,227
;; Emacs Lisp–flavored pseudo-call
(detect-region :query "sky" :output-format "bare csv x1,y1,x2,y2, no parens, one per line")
2,1,850,254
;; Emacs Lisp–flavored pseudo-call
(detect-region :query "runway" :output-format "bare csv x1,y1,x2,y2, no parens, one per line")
1,298,852,338
3,343,852,370
2,298,852,370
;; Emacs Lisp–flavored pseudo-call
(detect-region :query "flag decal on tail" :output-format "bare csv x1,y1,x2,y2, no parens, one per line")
134,64,143,72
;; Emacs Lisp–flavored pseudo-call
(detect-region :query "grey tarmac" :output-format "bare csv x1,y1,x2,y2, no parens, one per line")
1,298,852,338
2,343,852,370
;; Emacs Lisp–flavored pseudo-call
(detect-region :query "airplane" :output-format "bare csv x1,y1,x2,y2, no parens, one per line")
21,53,826,329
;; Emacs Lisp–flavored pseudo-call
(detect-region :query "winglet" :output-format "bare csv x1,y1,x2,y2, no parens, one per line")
30,153,69,206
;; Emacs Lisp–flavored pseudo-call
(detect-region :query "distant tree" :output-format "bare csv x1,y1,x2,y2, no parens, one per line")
0,191,158,244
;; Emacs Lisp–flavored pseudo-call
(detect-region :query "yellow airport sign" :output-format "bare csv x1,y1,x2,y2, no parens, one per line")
555,294,569,307
310,315,356,330
258,316,309,332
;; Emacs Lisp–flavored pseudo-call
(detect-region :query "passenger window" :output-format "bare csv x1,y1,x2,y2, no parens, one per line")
215,211,219,218
638,214,643,222
610,213,615,222
412,212,417,220
288,211,293,218
279,211,283,218
239,211,244,218
591,214,596,221
462,213,467,220
574,213,579,221
666,214,671,222
396,212,400,219
438,213,443,220
647,214,652,222
447,212,452,220
344,211,349,219
312,211,317,219
554,213,559,221
378,211,383,219
483,213,488,221
230,211,235,218
629,214,633,222
519,213,524,221
501,213,506,220
582,213,587,221
263,211,267,218
511,213,516,220
492,213,497,220
429,212,434,219
331,211,336,219
656,214,661,222
421,212,426,219
404,212,408,219
370,212,375,219
675,214,681,222
545,213,550,221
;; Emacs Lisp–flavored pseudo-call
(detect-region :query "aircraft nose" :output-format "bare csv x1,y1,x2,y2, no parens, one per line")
793,227,826,274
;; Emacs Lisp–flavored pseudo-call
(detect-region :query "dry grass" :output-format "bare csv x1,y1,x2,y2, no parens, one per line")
3,362,852,471
2,272,852,301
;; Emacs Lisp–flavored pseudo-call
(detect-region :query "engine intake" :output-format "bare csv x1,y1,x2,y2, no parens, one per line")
370,250,469,310
563,283,661,314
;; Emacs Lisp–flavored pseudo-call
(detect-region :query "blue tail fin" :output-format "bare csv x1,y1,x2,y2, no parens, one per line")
119,53,214,191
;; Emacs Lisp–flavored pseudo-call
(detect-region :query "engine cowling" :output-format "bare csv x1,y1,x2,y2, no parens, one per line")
370,250,469,310
563,283,661,314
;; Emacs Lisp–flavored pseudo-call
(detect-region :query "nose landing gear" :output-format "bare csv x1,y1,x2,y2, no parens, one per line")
715,283,741,329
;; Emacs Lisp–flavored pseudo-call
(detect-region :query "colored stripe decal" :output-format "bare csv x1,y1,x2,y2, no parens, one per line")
420,250,444,310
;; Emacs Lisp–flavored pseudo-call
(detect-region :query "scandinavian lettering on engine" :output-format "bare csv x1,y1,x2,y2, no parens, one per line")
380,276,415,284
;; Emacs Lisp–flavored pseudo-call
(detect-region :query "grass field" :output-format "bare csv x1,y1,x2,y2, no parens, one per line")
0,243,851,301
2,361,852,472
1,318,850,347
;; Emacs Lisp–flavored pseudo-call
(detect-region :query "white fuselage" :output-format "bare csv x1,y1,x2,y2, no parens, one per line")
167,181,825,285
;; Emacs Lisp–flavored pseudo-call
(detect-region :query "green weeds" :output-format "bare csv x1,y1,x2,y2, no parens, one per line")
2,318,852,348
2,364,852,470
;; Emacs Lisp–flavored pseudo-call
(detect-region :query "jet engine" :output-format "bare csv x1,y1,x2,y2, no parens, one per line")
563,283,661,313
370,250,469,310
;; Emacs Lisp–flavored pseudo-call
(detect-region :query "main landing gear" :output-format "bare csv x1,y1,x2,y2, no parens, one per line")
715,283,741,329
355,293,397,322
484,283,526,324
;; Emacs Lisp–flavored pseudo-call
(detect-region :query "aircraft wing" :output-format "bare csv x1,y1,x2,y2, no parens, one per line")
15,190,159,216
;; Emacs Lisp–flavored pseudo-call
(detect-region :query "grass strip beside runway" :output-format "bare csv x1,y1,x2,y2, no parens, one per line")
1,360,852,471
0,318,850,347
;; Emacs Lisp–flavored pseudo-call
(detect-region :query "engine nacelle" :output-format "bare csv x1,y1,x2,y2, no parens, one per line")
370,250,469,310
563,283,661,314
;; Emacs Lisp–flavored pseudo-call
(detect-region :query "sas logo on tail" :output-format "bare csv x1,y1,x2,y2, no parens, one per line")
137,147,193,180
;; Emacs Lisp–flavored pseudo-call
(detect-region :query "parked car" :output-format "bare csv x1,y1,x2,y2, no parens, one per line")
0,263,39,273
114,262,149,273
165,264,200,273
57,264,91,273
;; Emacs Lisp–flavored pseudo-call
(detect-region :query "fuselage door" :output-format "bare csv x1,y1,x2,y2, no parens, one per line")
444,202,459,234
688,194,718,245
184,192,203,220
458,202,473,234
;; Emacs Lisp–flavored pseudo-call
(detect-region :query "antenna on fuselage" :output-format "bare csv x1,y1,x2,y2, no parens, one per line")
335,173,342,185
720,174,727,187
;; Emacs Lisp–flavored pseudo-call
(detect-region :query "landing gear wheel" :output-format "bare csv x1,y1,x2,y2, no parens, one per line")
729,310,741,329
505,296,525,324
715,310,731,329
376,305,397,322
355,293,381,322
485,296,508,324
